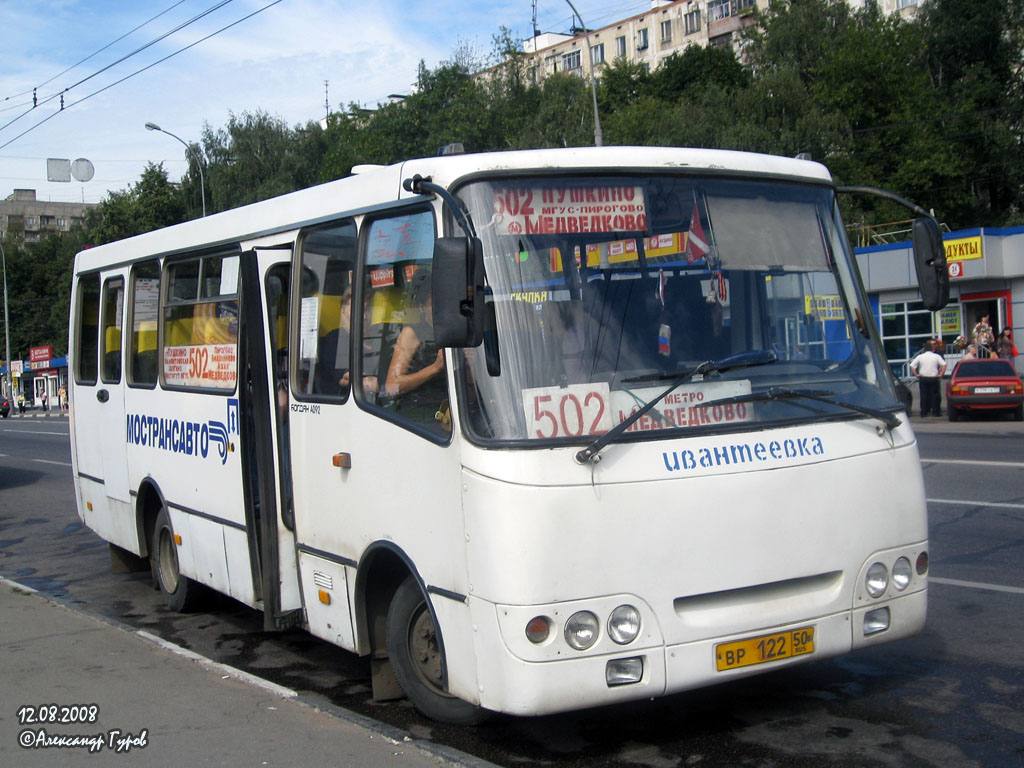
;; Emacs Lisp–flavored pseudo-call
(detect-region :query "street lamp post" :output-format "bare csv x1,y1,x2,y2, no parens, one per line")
563,0,603,147
145,122,206,217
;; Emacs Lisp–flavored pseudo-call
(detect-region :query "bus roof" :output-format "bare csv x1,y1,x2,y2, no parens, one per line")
74,146,834,272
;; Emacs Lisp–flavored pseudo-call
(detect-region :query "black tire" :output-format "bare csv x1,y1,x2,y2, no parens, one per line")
385,576,487,725
1013,404,1023,422
947,407,958,422
151,507,203,612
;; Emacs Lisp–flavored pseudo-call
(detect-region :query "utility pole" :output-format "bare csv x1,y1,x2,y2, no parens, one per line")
1,240,11,401
324,80,330,122
563,0,602,147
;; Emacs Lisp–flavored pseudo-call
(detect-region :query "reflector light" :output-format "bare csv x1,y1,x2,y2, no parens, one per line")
318,589,331,605
173,534,182,546
525,616,551,644
916,551,929,575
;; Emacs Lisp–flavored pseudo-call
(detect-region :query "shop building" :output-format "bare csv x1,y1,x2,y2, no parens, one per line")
856,226,1024,375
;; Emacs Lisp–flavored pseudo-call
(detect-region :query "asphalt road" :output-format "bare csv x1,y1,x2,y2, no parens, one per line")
1,413,1022,767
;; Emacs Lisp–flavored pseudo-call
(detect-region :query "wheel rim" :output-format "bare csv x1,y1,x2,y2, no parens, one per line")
406,601,452,697
157,526,180,593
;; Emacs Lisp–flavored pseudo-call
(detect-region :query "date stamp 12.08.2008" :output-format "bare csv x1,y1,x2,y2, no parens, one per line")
17,705,148,755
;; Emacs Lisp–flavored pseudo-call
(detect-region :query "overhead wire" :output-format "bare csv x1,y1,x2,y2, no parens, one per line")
0,0,236,135
0,0,284,152
0,0,191,105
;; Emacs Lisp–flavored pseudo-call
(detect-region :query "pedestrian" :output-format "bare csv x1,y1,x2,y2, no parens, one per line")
58,384,68,410
909,340,946,417
17,392,25,415
997,329,1018,360
41,390,48,411
972,313,995,357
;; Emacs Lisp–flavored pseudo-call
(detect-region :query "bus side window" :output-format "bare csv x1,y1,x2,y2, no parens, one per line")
74,274,101,386
361,209,450,438
100,277,125,384
128,262,160,387
295,219,357,400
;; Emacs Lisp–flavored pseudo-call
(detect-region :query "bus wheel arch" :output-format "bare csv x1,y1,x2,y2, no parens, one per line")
355,543,486,724
148,501,204,612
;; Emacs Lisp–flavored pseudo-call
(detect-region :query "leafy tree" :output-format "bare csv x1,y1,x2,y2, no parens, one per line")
201,110,328,212
87,163,186,245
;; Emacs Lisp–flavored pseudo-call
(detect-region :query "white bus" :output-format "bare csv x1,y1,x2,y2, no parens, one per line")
69,146,948,723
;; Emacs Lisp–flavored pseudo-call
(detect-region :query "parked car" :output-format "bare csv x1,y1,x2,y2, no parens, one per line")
0,397,9,418
945,359,1024,421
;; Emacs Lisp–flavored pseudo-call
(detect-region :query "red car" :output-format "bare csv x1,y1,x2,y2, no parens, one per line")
0,396,9,418
946,359,1023,421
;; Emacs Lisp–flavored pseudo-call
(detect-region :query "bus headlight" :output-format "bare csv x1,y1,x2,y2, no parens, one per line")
607,605,641,645
891,557,912,591
865,562,888,598
565,611,600,650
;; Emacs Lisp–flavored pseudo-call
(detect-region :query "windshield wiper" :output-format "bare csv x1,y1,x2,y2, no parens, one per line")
575,350,777,464
700,386,902,430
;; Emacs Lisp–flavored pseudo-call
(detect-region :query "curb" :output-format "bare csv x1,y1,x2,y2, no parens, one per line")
0,576,499,768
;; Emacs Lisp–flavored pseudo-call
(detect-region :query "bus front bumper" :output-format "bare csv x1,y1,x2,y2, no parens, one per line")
468,588,926,717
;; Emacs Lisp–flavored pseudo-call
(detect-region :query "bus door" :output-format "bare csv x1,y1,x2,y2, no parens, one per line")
239,247,302,630
74,271,131,510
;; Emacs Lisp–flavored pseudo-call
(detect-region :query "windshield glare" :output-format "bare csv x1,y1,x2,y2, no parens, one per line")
455,175,897,444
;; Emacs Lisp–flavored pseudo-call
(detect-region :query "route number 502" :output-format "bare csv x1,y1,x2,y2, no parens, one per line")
523,383,613,438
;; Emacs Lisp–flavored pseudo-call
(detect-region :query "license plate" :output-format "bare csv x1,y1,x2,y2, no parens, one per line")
974,386,999,394
715,626,815,671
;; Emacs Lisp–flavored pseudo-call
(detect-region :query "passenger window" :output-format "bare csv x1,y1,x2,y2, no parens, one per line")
294,220,357,400
74,275,101,385
100,277,125,384
128,262,160,387
162,253,239,391
361,209,450,437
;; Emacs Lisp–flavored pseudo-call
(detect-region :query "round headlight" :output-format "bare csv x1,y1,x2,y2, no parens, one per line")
564,611,600,650
607,604,641,645
866,562,888,598
892,557,912,591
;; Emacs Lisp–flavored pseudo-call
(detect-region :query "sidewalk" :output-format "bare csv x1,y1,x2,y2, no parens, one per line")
0,579,489,768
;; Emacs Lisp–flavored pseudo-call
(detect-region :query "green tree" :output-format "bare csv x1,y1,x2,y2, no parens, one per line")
87,163,186,245
201,110,328,212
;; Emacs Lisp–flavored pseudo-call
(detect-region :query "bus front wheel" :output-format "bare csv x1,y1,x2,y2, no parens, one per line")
151,507,202,612
385,576,487,725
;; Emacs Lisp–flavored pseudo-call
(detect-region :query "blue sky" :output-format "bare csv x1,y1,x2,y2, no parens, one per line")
0,0,650,204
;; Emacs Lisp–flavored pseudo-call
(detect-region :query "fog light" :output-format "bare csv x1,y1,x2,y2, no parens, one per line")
565,611,600,650
866,562,888,598
525,616,551,644
916,551,929,575
606,657,644,686
864,607,890,636
607,605,641,645
892,557,912,591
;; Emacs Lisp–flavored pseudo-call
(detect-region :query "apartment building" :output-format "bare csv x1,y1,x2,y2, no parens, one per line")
0,189,94,244
512,0,922,84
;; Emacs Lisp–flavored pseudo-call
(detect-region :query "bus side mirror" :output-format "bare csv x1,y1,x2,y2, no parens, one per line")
432,237,485,348
912,217,949,311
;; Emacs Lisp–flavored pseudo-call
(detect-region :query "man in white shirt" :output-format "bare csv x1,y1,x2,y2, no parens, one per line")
910,341,947,417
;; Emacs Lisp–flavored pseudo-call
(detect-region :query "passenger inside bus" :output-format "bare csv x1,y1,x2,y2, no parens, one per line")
383,269,448,428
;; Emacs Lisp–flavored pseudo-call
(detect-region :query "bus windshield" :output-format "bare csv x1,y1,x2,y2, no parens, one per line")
455,174,899,444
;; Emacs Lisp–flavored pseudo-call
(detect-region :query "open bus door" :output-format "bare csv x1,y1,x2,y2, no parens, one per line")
239,247,302,630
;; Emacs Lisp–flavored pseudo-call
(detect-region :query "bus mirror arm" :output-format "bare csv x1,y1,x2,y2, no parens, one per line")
837,185,948,311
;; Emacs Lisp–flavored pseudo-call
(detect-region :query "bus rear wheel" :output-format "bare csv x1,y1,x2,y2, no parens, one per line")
385,576,487,725
151,507,203,612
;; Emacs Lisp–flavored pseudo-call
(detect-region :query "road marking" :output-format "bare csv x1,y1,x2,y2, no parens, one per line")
930,577,1024,595
927,497,1024,510
0,429,70,436
922,458,1024,469
32,458,73,467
